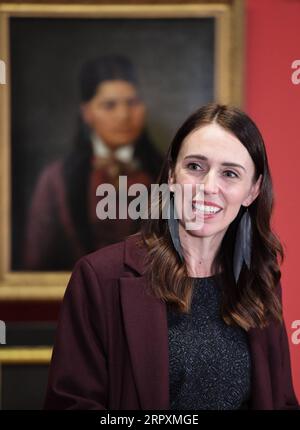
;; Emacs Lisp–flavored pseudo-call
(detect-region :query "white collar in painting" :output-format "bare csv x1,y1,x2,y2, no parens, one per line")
91,132,134,163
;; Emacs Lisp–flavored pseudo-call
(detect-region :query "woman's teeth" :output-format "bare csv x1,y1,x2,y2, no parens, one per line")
192,204,222,214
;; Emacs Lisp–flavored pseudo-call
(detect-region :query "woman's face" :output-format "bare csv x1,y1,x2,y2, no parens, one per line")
81,80,146,148
168,123,262,237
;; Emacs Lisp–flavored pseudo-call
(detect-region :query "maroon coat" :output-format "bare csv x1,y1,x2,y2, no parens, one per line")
44,232,299,410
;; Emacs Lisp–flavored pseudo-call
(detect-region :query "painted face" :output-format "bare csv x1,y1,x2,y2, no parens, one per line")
168,123,262,237
81,80,146,149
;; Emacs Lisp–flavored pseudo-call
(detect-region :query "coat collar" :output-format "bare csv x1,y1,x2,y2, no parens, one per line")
123,232,147,276
120,232,273,410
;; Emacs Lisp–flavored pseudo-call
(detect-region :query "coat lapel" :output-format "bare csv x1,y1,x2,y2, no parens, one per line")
120,276,170,410
119,233,170,409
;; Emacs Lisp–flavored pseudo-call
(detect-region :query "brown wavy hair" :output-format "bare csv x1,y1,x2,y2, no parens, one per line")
139,103,284,330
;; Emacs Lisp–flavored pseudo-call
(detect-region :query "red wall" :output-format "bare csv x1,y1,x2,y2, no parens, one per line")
245,0,300,399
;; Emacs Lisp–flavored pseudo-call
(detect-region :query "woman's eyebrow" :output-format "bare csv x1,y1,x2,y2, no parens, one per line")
183,154,246,172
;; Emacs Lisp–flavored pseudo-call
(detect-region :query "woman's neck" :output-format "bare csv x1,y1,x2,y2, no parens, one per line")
178,223,226,277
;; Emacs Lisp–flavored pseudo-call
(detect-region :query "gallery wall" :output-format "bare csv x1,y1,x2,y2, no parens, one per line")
245,0,300,398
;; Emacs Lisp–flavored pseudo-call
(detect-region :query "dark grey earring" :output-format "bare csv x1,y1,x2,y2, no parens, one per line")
233,206,252,284
167,193,184,263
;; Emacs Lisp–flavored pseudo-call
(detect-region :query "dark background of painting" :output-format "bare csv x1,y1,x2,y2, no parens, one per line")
10,17,214,270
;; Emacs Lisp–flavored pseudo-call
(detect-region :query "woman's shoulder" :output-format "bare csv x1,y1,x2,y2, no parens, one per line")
75,232,147,281
61,233,148,315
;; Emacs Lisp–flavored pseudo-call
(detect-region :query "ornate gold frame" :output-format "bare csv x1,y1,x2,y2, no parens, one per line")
0,347,52,364
0,1,244,300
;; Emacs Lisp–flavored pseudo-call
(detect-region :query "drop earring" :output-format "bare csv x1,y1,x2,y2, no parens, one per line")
233,206,252,284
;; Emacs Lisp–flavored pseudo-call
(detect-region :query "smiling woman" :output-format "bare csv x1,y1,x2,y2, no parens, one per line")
44,103,299,410
144,104,274,327
167,122,262,254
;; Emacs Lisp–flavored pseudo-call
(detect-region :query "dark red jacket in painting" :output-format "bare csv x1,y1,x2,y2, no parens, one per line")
44,232,299,410
21,159,154,271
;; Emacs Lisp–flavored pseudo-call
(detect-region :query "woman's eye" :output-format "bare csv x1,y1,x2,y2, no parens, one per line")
186,163,239,178
224,170,238,178
187,162,201,170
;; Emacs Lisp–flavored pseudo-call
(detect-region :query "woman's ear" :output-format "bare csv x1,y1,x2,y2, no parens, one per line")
243,174,263,206
252,173,263,201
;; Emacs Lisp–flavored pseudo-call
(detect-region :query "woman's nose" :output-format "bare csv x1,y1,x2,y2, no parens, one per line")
202,170,219,194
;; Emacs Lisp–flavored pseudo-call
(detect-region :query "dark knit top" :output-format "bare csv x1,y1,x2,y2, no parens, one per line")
166,275,252,410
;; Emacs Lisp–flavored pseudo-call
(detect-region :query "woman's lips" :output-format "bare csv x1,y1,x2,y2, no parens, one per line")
192,200,223,210
191,202,223,219
201,210,222,219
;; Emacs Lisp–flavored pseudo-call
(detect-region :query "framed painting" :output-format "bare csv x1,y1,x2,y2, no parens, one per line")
0,1,244,299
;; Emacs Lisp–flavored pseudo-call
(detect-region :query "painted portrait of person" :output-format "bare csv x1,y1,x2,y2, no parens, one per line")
22,55,163,270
